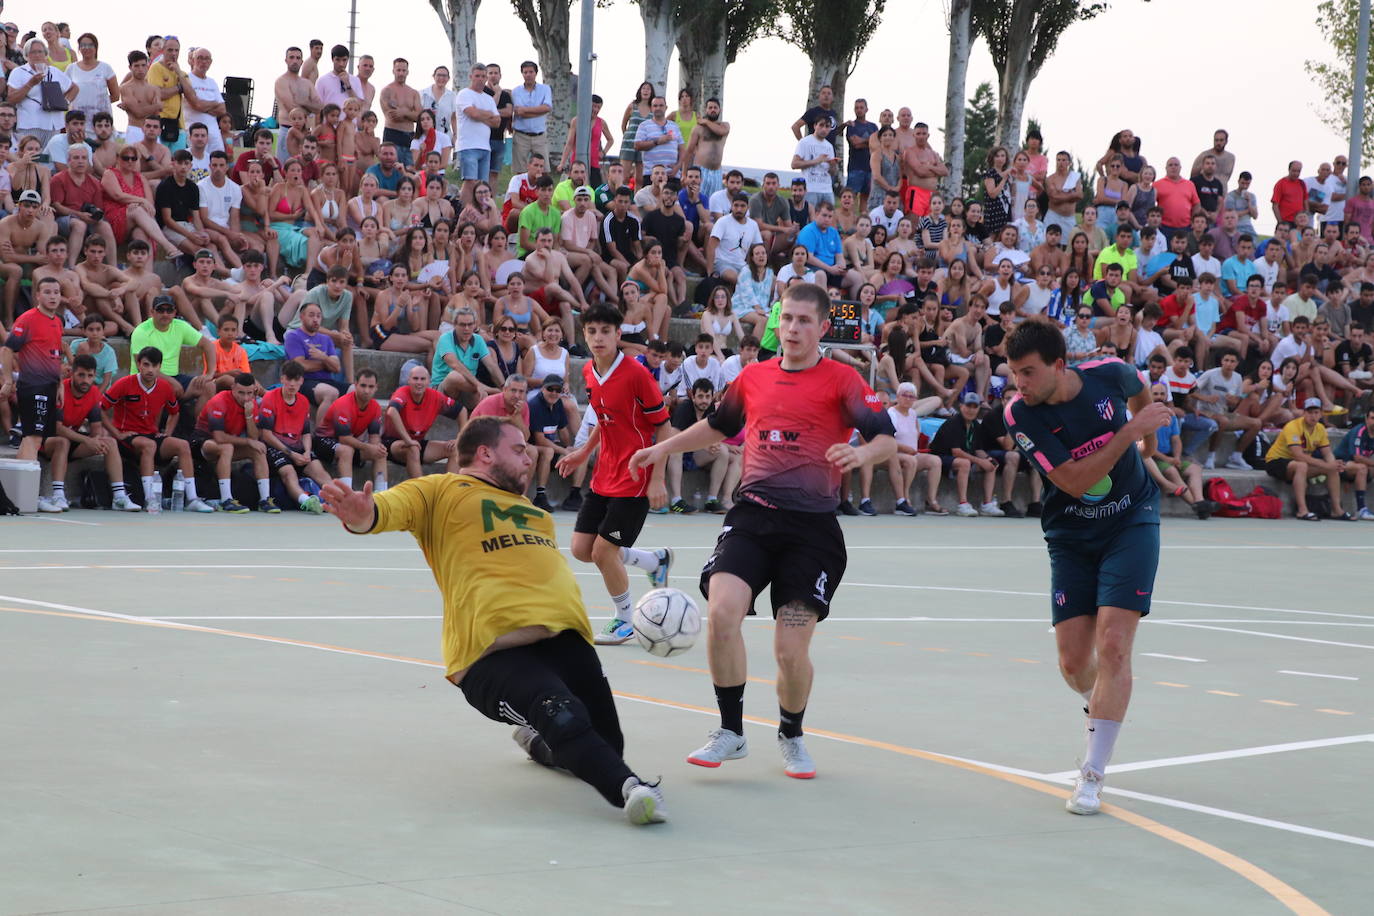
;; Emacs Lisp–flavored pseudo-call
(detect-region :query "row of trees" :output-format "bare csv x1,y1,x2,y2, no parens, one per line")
424,0,1128,180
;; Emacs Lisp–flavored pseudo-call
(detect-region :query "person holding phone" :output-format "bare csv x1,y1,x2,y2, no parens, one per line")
6,38,76,147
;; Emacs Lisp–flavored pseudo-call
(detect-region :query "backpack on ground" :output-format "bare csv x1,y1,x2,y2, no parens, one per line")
1203,477,1252,517
79,469,112,509
1241,485,1283,519
0,478,19,515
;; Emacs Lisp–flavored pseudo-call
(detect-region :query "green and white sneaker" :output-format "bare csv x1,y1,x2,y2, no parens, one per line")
595,617,636,645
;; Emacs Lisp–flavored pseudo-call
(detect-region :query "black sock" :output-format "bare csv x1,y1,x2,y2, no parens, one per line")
714,683,745,735
779,706,806,739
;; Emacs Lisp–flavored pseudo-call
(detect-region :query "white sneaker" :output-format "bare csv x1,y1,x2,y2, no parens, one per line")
112,494,143,512
183,497,216,513
954,502,978,517
777,733,816,779
51,495,70,512
1203,454,1216,469
979,500,1005,517
621,776,667,825
649,547,674,588
1224,453,1250,470
1066,767,1104,815
594,617,635,646
1358,508,1374,521
686,728,748,767
36,496,61,513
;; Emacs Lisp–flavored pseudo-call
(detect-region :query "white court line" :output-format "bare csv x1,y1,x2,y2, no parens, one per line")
1045,734,1374,779
25,515,102,527
1280,670,1360,681
1142,653,1207,662
1154,621,1374,651
7,590,1373,854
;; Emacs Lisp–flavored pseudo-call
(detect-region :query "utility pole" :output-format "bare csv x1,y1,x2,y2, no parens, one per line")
348,0,359,73
575,0,595,167
1349,0,1371,187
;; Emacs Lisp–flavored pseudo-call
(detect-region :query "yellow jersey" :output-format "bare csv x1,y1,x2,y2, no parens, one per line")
362,473,593,676
149,61,182,123
1265,417,1329,462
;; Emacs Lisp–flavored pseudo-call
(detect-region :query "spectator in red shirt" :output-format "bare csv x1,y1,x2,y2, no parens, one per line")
50,354,143,512
1345,175,1374,245
231,128,282,185
1271,160,1308,225
1154,156,1201,236
194,372,276,515
1220,274,1271,361
50,145,118,268
385,363,466,479
255,360,330,512
313,368,389,493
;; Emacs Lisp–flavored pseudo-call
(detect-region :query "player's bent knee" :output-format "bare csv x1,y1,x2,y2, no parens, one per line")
530,693,592,748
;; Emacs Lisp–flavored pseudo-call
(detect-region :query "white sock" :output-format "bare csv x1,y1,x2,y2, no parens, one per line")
218,479,233,501
611,589,633,621
112,482,127,497
183,479,198,502
257,479,271,501
297,492,311,507
621,547,659,571
339,476,352,488
52,481,65,497
1083,718,1122,776
141,476,156,497
374,473,388,492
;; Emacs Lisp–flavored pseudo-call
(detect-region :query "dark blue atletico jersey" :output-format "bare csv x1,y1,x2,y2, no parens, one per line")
1005,358,1160,538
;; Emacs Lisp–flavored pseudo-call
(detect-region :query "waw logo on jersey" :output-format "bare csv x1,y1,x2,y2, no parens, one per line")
758,429,801,443
480,499,544,533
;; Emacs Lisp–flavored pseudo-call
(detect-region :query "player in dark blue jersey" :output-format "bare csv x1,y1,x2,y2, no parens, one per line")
1004,320,1173,816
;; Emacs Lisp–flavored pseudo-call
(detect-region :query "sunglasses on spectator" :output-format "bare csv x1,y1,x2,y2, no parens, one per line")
544,385,563,392
120,154,139,161
497,325,516,332
153,304,176,313
1076,312,1092,319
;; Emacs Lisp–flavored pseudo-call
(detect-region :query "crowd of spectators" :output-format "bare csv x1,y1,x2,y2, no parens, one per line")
1,20,1371,518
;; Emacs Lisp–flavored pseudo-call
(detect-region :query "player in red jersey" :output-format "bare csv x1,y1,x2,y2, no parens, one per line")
384,364,466,479
193,372,276,514
629,283,896,778
557,303,676,646
256,360,331,513
314,368,389,492
1,278,68,510
104,347,214,512
48,354,143,511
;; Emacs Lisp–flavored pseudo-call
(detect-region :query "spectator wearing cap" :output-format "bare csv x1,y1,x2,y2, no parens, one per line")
0,189,52,324
707,191,762,287
528,372,579,512
560,181,618,301
666,377,733,515
926,392,1005,517
128,293,217,408
1264,397,1354,520
8,37,77,146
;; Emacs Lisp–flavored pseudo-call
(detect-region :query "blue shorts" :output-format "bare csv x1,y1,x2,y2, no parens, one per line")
845,170,872,195
1047,523,1160,625
459,146,491,181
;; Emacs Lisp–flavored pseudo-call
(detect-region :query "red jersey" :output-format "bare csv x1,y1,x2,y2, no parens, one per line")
256,387,311,451
708,358,895,513
320,392,383,438
501,173,539,220
103,374,180,435
1158,294,1189,329
583,353,670,498
386,386,461,440
61,378,104,429
196,389,253,437
4,307,64,386
1220,294,1266,332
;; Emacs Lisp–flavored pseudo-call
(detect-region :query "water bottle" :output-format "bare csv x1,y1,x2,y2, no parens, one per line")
692,489,704,510
171,473,185,512
148,480,162,514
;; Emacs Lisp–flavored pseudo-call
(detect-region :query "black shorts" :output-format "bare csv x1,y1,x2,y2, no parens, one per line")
1266,458,1295,481
300,378,339,404
382,436,428,462
188,432,212,462
573,491,649,547
698,499,847,620
266,445,305,472
16,384,58,439
117,433,168,460
313,435,346,465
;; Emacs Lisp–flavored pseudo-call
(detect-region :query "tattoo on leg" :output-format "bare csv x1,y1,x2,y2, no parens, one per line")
778,602,816,628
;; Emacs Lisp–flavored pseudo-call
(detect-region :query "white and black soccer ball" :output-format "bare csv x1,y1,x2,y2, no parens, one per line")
632,588,701,657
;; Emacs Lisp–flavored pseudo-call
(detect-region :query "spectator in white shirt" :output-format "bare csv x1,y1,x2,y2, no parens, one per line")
707,192,763,286
677,334,724,396
791,117,836,207
455,63,501,207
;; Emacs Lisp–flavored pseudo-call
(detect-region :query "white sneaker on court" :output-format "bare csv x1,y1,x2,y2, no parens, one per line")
777,734,816,779
112,494,142,512
594,618,635,645
649,547,674,587
622,776,667,825
686,728,748,767
1066,766,1104,815
36,496,61,513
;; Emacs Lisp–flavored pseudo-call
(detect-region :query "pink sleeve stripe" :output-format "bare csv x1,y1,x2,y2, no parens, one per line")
1075,357,1126,370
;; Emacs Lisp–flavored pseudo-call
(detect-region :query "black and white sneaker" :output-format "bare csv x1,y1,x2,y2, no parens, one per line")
858,498,877,516
894,499,917,516
836,500,860,516
560,489,583,512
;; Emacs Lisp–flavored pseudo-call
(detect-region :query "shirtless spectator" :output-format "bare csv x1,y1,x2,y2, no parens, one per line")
275,47,323,125
0,191,52,324
51,145,117,267
31,237,85,327
385,363,464,479
684,97,729,202
1191,130,1235,192
523,227,584,343
900,122,948,218
182,248,275,335
944,295,992,399
313,368,388,493
131,116,173,181
380,58,421,167
88,113,121,176
1044,151,1079,241
1029,224,1068,277
117,52,161,145
118,239,165,319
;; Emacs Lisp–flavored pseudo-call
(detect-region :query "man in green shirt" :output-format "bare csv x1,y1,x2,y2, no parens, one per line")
129,295,217,407
517,176,562,256
552,161,589,212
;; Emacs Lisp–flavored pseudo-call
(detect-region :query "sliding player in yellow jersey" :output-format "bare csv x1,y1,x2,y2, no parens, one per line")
321,416,666,825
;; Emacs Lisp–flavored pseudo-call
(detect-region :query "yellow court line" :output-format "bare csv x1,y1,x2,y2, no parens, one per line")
1156,681,1191,688
1209,690,1242,697
1,604,1330,916
1263,700,1299,707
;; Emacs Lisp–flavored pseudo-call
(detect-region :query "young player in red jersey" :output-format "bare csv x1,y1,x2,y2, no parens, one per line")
1,278,68,510
383,363,466,480
193,372,275,514
629,283,897,778
49,354,143,511
557,303,676,646
256,360,332,513
314,368,389,492
104,347,214,512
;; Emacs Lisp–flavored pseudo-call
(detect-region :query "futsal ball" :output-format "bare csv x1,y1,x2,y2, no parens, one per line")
632,588,701,657
1081,475,1113,504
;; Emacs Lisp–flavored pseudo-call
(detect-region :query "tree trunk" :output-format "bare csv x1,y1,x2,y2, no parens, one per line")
944,0,972,195
512,0,575,173
639,0,677,96
677,7,727,106
807,57,847,174
430,0,480,86
994,0,1036,150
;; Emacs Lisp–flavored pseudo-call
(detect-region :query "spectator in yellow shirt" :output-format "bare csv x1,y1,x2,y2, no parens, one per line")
1264,398,1352,520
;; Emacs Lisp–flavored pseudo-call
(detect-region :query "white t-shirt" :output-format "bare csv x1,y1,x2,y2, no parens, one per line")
1264,301,1291,334
196,175,243,226
1133,327,1165,367
1193,367,1243,416
1253,257,1282,293
777,264,823,286
868,206,905,236
1270,333,1308,366
709,216,762,272
1191,253,1221,279
411,131,453,162
721,354,751,385
795,135,834,194
186,75,226,153
456,87,498,152
505,172,534,202
677,355,724,396
69,60,117,118
187,150,213,184
1306,174,1345,223
886,405,921,450
12,64,72,132
422,86,458,139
